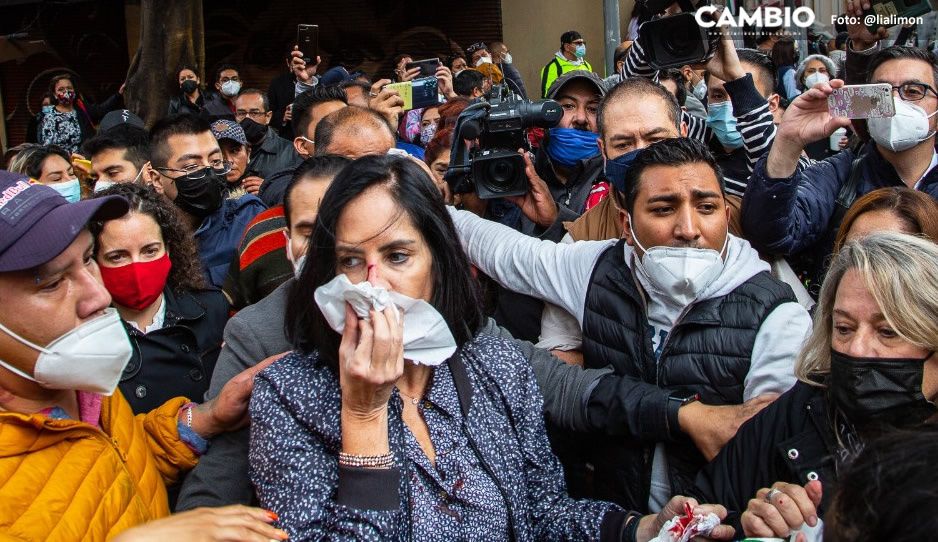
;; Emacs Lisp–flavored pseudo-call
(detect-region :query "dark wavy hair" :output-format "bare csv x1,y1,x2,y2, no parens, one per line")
285,154,483,365
826,425,938,542
89,183,207,293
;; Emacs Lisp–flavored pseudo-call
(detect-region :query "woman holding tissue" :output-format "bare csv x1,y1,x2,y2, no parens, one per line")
693,233,938,540
248,155,734,541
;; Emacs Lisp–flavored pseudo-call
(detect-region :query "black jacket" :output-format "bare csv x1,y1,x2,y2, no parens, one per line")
691,382,838,538
267,71,296,138
168,91,234,120
247,127,302,181
119,287,229,414
571,241,795,511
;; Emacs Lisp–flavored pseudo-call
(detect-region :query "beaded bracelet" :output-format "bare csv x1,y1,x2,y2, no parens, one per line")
338,451,395,469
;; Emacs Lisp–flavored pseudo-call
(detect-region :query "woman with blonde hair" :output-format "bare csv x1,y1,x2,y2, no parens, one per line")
692,232,938,539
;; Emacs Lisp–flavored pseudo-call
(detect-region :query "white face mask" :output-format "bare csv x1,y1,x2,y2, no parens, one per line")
314,274,457,366
692,79,707,101
0,308,132,395
803,72,829,88
868,99,938,152
475,55,492,67
220,80,242,97
629,216,728,306
93,180,114,193
283,231,308,280
503,53,513,65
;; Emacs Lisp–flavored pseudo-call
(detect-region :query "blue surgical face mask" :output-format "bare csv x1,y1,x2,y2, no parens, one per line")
546,128,600,167
42,105,54,114
51,178,81,203
707,101,744,150
574,44,587,58
604,148,642,192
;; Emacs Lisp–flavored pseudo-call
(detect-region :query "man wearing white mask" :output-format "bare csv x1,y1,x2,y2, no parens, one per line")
448,138,811,513
0,171,284,540
742,42,938,292
214,63,242,116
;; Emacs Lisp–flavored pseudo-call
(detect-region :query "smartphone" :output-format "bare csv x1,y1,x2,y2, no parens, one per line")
828,84,895,119
296,24,318,65
405,58,441,78
864,0,937,33
385,77,440,111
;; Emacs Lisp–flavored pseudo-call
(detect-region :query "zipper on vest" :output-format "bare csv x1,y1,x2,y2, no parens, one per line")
655,304,694,384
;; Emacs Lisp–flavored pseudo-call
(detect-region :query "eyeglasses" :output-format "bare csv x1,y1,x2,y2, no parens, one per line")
155,160,232,180
235,109,268,120
891,82,938,102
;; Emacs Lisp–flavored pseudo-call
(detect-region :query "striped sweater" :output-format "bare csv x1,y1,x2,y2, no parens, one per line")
222,205,293,311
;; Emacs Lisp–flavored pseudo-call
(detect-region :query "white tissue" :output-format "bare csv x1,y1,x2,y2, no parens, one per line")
313,274,457,366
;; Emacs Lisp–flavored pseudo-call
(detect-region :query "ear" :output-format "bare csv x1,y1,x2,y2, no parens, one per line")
680,121,688,137
215,80,222,92
597,136,606,157
617,203,633,243
767,93,780,113
293,137,311,158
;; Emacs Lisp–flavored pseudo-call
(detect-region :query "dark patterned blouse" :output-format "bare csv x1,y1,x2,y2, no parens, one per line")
249,332,630,541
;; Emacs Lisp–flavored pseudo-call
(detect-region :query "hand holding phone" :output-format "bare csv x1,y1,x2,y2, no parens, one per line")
405,58,441,78
296,24,319,65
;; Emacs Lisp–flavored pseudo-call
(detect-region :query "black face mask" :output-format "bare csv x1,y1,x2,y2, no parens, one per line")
239,117,268,146
829,349,937,427
181,79,198,95
173,168,226,219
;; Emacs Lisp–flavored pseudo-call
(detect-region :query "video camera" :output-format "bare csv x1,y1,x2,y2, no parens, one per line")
445,84,562,199
639,0,719,70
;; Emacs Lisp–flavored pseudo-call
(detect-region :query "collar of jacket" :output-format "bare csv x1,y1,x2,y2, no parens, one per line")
0,394,117,458
864,140,938,189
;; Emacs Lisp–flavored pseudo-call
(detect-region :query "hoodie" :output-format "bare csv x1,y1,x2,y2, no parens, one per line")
449,207,811,508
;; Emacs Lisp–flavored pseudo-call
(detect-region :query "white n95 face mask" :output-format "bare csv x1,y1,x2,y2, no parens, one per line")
0,308,132,395
314,274,457,366
630,216,728,306
868,99,938,152
803,72,829,88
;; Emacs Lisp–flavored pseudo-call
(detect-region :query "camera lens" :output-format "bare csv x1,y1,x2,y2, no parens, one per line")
486,158,518,191
663,16,699,57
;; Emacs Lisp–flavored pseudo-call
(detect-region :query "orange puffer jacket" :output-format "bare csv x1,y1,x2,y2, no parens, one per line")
0,393,199,541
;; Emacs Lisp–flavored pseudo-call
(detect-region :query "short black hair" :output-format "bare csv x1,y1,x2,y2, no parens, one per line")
236,88,269,111
561,30,582,45
867,45,938,88
313,106,393,155
82,125,150,168
827,426,938,542
598,77,681,138
292,85,349,138
614,137,725,214
149,114,212,168
339,78,371,96
285,154,483,361
657,69,687,107
454,69,484,97
283,154,351,227
213,63,239,84
737,48,777,97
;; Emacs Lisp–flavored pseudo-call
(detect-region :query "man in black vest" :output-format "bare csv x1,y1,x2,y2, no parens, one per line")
449,137,812,513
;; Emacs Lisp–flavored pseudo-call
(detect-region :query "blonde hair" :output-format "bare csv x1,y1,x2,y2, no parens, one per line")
796,232,938,386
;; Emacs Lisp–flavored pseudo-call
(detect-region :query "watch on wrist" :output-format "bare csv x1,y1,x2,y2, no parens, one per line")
668,390,700,408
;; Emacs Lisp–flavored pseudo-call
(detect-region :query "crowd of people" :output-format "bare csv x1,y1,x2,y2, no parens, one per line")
2,1,938,540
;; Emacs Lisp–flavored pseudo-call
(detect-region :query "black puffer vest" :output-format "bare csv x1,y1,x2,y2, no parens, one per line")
578,240,796,511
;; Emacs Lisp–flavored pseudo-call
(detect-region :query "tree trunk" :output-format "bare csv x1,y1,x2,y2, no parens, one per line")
125,0,204,127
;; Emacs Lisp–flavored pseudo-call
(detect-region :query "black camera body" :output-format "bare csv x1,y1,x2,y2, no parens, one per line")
639,0,719,70
446,86,562,199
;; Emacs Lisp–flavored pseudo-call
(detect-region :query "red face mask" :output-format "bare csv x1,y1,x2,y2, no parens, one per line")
99,253,172,311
